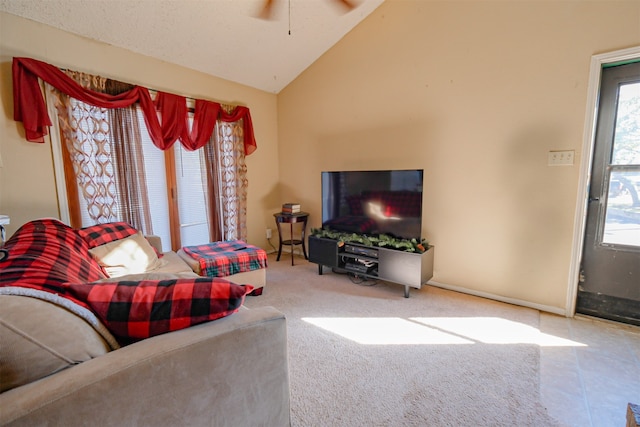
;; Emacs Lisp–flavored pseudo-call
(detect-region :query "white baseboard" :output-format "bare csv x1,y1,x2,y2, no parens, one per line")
427,280,567,317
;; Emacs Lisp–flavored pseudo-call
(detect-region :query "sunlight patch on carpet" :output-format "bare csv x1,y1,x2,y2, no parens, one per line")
303,317,474,345
413,317,587,347
302,316,587,347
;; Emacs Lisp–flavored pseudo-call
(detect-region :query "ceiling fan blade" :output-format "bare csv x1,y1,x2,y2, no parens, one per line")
332,0,358,12
257,0,276,20
256,0,359,21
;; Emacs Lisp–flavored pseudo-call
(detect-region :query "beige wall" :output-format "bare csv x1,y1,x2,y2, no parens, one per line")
0,12,280,249
277,0,640,312
2,2,639,313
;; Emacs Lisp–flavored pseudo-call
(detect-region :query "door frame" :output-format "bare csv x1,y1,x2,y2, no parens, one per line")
567,45,640,317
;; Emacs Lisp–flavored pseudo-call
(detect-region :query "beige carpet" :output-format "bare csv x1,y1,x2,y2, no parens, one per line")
244,254,561,426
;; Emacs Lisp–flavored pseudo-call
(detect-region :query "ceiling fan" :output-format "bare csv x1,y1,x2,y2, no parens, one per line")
257,0,359,21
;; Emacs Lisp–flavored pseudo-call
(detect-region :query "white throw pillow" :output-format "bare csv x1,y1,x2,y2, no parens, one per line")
89,232,161,277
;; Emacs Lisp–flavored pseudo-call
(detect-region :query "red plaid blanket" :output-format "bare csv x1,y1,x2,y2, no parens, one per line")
181,241,267,278
1,220,255,344
78,221,138,248
0,219,106,308
67,278,254,342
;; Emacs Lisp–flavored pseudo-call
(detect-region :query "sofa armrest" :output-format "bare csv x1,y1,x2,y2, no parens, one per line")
0,307,290,427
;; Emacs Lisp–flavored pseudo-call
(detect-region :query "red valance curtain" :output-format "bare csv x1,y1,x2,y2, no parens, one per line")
12,57,257,155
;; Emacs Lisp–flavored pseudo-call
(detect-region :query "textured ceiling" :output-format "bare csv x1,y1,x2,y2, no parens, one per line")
0,0,385,93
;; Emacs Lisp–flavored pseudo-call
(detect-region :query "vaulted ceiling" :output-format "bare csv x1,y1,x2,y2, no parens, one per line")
0,0,385,93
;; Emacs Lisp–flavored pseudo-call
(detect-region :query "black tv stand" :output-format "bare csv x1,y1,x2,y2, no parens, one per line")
308,236,434,298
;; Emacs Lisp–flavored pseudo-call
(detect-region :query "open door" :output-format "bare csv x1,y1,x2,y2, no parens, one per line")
577,61,640,326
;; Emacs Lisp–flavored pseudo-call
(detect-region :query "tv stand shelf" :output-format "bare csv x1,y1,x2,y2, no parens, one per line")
308,236,434,298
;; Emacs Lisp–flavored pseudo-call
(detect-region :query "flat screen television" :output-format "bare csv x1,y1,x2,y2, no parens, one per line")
321,169,424,240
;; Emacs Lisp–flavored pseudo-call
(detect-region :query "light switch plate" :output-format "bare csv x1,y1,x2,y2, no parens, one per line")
548,150,574,166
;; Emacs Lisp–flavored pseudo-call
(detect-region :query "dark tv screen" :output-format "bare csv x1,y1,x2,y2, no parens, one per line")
321,169,424,240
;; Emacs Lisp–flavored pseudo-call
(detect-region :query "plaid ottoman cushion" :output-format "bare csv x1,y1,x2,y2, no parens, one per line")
182,241,268,278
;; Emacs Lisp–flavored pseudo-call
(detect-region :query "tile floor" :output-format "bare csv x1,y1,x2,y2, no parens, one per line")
539,313,640,426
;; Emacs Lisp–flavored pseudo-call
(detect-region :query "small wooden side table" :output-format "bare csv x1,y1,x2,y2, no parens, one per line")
273,212,309,266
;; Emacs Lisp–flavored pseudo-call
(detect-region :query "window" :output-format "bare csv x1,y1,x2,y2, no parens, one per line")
47,80,248,251
602,81,640,246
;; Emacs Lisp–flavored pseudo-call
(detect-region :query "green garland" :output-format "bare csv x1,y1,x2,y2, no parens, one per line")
310,227,429,253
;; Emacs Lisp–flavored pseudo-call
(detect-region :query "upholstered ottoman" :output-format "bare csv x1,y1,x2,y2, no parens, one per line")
178,241,267,294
